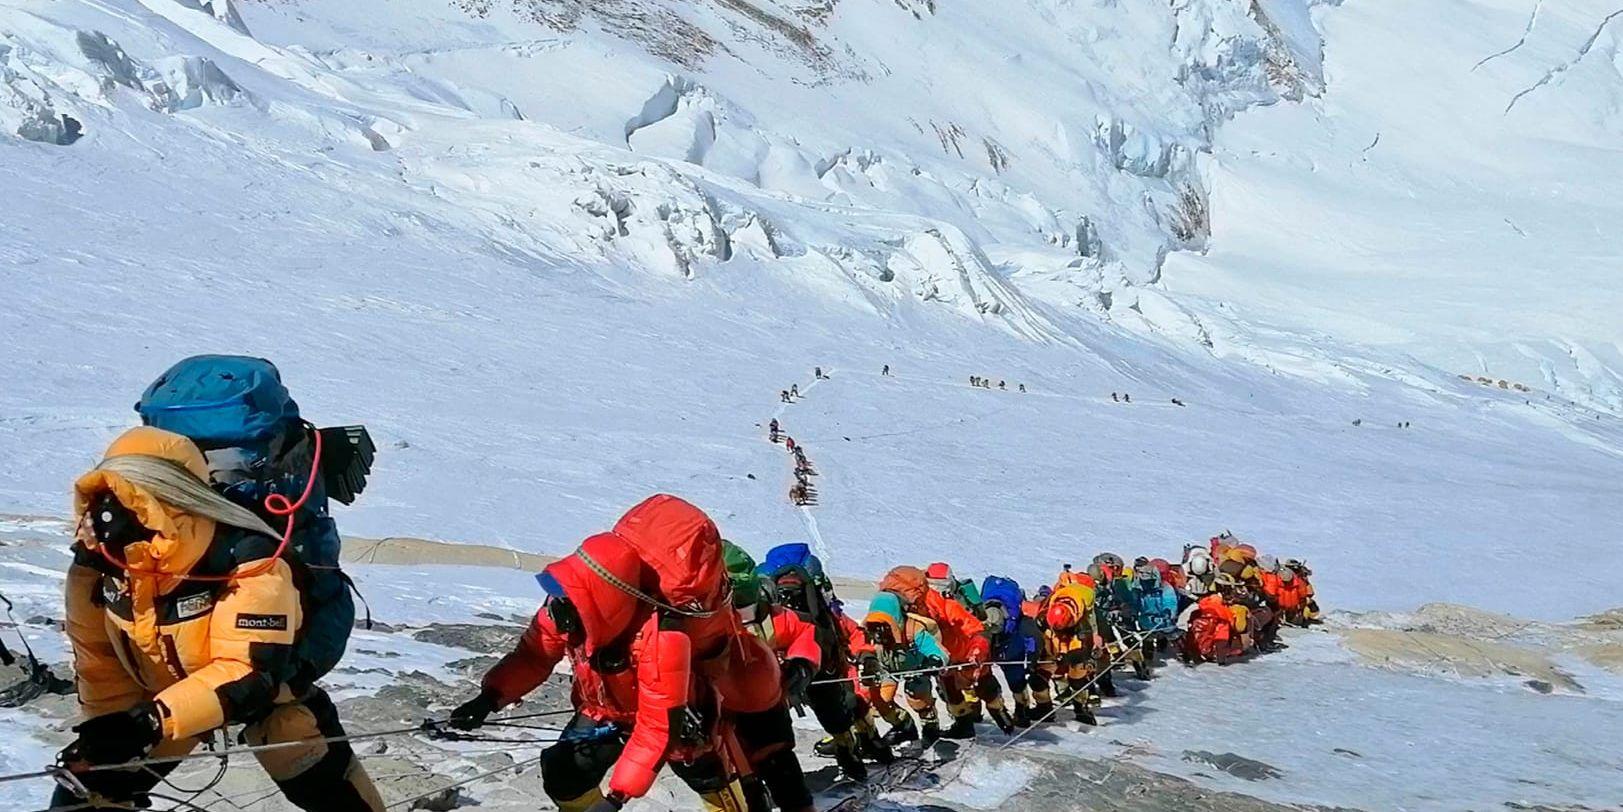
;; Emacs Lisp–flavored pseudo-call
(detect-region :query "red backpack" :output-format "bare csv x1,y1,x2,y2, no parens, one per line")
612,494,728,614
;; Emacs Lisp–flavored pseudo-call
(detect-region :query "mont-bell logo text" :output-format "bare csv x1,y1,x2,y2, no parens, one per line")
235,613,289,631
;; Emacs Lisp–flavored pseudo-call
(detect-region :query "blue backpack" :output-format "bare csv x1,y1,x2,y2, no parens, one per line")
760,542,826,585
759,542,852,672
979,576,1023,634
137,355,375,690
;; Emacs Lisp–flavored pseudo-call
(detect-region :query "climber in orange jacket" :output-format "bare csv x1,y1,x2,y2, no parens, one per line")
1177,573,1248,665
55,428,383,811
878,566,1013,738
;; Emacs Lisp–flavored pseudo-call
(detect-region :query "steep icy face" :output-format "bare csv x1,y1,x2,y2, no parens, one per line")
227,0,1318,296
1158,0,1623,412
0,0,1328,340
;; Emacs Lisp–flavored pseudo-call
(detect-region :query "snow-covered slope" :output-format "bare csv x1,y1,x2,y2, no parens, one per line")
2,0,1622,808
2,0,1619,613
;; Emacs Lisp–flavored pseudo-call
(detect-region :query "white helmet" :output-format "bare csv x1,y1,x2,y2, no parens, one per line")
1186,549,1212,576
1257,554,1278,573
1279,568,1296,584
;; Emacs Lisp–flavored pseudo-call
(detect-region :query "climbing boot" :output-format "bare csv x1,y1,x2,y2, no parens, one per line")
833,741,868,783
1099,671,1118,698
881,717,918,747
1031,701,1055,723
1012,702,1032,728
1072,702,1097,726
941,715,977,740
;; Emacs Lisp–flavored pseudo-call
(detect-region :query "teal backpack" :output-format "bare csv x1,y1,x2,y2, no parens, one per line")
137,355,375,690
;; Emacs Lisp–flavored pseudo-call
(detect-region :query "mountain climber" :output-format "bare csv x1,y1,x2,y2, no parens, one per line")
981,576,1040,727
1129,557,1181,658
768,419,780,443
454,496,773,812
879,566,1010,738
784,437,796,454
999,381,1006,390
1112,392,1119,402
925,562,983,618
1018,383,1026,393
1283,559,1321,624
721,543,817,811
136,355,373,702
1088,554,1143,690
1177,573,1246,665
790,384,800,398
759,543,892,779
1230,560,1280,654
1033,579,1102,725
55,427,384,811
882,365,891,377
780,390,791,403
1181,546,1216,598
860,589,948,747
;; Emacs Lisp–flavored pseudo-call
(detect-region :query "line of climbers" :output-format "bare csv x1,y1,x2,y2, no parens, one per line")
968,376,1025,393
768,421,818,507
45,354,1323,812
449,524,1321,811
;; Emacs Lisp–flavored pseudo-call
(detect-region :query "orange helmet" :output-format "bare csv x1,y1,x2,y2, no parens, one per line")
1046,600,1080,631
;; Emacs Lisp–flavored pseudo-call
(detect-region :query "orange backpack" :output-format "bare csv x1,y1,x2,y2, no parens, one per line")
879,566,930,608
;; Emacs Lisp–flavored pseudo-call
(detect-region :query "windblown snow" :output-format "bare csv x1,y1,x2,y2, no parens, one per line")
1,0,1621,809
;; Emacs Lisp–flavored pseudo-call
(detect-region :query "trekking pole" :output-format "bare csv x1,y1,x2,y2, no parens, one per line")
999,630,1151,749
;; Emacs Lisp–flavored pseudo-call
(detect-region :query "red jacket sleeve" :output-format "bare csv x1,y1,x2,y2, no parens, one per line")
610,619,692,799
771,608,823,670
483,608,569,707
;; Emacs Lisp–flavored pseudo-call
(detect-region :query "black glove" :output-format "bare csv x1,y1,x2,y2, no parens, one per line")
449,689,499,731
584,792,627,811
61,702,162,767
857,652,881,684
783,659,815,707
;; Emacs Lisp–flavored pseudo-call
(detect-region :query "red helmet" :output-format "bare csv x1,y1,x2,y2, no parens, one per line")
1045,601,1079,631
